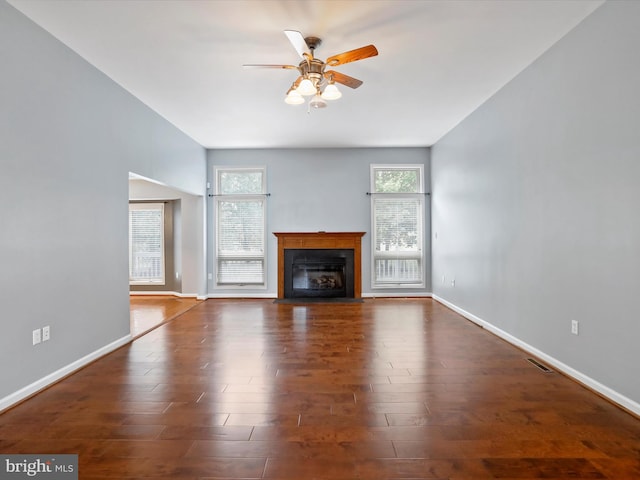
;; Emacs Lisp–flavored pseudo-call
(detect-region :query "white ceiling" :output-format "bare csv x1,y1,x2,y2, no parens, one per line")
8,0,603,149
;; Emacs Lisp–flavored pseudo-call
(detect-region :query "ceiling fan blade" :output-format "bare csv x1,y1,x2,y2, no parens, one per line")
284,30,310,59
326,44,378,66
325,70,363,89
243,64,298,70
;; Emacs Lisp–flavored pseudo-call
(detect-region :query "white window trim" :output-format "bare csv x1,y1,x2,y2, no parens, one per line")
213,166,267,289
370,164,426,289
129,202,166,286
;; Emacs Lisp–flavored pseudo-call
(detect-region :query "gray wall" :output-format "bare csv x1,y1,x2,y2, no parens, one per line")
431,1,640,409
207,148,431,297
0,1,206,405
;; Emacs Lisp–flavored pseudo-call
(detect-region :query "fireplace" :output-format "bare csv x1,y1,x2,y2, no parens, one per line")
274,232,365,299
285,249,354,298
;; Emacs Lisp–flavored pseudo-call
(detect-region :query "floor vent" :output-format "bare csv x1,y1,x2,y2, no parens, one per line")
526,358,554,373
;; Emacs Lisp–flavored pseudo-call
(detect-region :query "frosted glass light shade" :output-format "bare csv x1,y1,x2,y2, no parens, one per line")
309,93,327,109
296,78,317,96
321,83,342,100
285,90,304,105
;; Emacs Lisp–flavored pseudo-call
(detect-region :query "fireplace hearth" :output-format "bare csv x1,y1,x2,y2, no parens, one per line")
274,232,365,299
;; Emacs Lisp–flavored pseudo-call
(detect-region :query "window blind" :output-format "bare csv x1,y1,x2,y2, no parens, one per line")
129,203,165,284
216,199,265,284
373,197,422,284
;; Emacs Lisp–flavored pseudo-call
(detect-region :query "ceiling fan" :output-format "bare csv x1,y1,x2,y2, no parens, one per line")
244,30,378,109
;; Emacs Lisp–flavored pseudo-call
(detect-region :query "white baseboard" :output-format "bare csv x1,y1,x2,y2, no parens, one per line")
0,334,131,412
432,295,640,417
207,293,277,299
362,292,433,298
130,291,199,298
131,291,207,300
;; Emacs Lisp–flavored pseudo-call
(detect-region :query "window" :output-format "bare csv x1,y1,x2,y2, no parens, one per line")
129,203,165,284
214,167,266,286
370,165,425,288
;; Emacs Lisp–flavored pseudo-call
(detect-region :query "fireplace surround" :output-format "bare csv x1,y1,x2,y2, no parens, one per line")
274,232,365,299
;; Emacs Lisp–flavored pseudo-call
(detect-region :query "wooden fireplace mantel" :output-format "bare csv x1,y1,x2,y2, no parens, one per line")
273,232,365,299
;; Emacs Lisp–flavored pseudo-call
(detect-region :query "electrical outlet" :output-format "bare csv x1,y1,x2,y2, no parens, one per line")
207,273,213,280
451,278,456,287
32,328,41,345
42,325,50,342
571,320,579,335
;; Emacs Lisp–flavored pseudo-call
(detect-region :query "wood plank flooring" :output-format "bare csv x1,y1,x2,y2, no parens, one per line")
130,295,200,338
1,298,640,479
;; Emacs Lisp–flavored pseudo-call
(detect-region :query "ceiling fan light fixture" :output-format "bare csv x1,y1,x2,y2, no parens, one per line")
284,90,304,105
309,93,327,109
296,78,317,96
321,83,342,100
246,30,378,111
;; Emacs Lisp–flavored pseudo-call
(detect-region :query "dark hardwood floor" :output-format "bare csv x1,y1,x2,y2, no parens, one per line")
1,298,639,479
129,295,201,339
